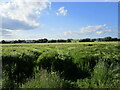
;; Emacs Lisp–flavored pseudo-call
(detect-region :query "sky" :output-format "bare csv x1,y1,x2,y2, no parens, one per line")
0,0,118,40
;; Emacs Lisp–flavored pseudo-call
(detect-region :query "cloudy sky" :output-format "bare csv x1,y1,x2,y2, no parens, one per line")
0,0,118,40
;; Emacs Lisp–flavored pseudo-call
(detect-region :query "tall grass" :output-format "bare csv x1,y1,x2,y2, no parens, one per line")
2,42,120,88
2,49,41,88
21,69,69,88
37,50,81,80
75,61,120,88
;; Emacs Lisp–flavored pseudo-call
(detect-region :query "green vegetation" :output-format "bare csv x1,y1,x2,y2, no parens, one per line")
1,37,120,43
21,69,69,88
1,42,120,88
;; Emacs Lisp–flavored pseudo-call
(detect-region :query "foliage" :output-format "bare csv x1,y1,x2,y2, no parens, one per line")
1,37,120,44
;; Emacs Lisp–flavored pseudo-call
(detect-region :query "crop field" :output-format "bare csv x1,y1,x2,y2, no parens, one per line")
1,42,120,88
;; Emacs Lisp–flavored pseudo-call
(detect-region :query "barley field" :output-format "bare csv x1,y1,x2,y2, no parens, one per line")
1,42,120,88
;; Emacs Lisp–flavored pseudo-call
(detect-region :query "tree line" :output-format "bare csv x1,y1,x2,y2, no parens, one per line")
1,37,120,44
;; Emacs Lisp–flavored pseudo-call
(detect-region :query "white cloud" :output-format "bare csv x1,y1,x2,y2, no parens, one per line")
64,24,112,36
64,31,78,36
79,24,109,34
0,0,51,30
56,7,68,16
1,29,12,37
96,31,103,34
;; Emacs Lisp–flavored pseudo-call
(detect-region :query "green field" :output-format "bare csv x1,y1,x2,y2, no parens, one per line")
1,42,120,88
